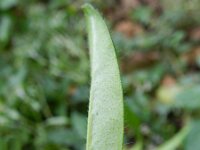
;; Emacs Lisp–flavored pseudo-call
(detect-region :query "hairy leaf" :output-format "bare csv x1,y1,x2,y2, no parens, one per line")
83,4,124,150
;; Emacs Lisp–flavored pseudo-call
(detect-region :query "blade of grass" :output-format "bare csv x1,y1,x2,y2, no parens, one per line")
156,124,190,150
83,4,124,150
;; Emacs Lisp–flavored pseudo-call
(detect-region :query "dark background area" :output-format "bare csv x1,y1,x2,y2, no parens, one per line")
0,0,200,149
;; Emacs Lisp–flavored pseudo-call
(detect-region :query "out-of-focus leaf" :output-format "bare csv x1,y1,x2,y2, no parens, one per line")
72,86,89,103
45,116,68,126
185,120,200,150
157,124,189,150
175,86,200,109
130,141,143,150
0,0,18,10
0,139,7,150
124,102,141,136
71,112,87,139
131,6,153,25
47,128,82,146
0,16,12,47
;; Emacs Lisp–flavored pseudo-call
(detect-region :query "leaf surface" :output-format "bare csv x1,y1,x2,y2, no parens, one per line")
83,4,124,150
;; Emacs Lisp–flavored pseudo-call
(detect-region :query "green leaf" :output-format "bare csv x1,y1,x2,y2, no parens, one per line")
0,0,18,10
124,102,141,138
47,128,81,146
71,112,87,139
45,116,68,126
83,4,124,150
0,16,12,46
175,86,200,109
185,120,200,150
131,141,142,150
131,6,153,25
156,124,190,150
124,141,142,150
0,139,8,150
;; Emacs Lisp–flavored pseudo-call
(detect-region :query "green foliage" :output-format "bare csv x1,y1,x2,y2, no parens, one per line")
175,86,200,109
0,0,88,149
0,0,200,149
157,124,189,150
83,4,123,150
185,120,200,150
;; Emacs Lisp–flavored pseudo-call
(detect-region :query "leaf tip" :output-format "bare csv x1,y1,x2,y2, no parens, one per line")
82,3,96,16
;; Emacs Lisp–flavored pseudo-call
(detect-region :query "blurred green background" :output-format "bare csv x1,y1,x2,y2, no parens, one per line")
0,0,200,149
